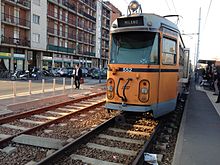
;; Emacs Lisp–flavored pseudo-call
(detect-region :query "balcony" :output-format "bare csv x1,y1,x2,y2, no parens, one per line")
47,27,76,40
83,12,96,21
1,13,30,28
83,51,95,56
62,0,76,11
47,44,75,53
1,36,30,47
79,0,96,10
4,0,30,9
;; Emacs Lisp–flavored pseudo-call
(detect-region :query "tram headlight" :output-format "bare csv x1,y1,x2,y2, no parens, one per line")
141,87,148,94
138,80,150,103
129,0,140,12
107,85,113,92
107,78,115,100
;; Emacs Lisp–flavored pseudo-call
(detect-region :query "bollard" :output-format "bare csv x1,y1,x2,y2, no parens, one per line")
29,80,32,95
13,81,16,97
63,78,65,90
53,78,56,91
42,79,45,93
71,77,73,88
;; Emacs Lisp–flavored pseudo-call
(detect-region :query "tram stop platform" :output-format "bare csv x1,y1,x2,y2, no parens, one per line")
172,82,220,165
0,79,106,116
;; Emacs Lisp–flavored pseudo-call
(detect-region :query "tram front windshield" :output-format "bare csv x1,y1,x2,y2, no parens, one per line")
110,31,158,64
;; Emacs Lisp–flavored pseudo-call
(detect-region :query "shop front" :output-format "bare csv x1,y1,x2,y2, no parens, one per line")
13,53,25,71
42,56,52,70
0,52,11,71
53,57,63,68
63,58,72,68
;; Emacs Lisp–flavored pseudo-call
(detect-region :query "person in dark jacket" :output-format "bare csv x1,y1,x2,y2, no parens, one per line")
74,64,82,89
216,72,220,103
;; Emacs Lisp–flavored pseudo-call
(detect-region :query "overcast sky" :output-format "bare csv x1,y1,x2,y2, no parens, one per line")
107,0,220,64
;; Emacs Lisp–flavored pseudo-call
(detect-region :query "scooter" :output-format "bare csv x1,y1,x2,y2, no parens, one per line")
11,70,29,81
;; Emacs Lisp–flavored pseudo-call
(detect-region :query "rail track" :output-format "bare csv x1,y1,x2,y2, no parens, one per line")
36,113,160,165
0,92,187,165
0,92,116,164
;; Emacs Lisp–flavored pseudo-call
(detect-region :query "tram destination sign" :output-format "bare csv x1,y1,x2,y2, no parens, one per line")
117,16,144,27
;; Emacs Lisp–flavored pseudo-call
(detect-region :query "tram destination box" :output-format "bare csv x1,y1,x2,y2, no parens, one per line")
117,16,144,27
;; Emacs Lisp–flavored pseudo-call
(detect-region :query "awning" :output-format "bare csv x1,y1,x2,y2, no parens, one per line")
14,54,25,60
0,52,11,59
198,59,216,65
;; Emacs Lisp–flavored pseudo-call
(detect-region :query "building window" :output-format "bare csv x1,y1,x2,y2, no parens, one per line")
162,37,176,65
54,23,58,35
54,37,58,46
33,33,40,43
65,25,68,37
14,28,19,39
65,40,68,48
60,24,63,36
33,0,40,5
1,26,4,36
59,9,62,20
33,14,40,24
59,39,63,46
54,7,58,18
65,12,68,22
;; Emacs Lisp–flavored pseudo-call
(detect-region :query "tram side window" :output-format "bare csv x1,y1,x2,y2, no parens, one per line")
162,38,176,65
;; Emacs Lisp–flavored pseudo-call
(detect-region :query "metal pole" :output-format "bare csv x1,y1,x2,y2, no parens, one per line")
71,77,73,88
42,79,45,93
63,78,65,90
13,81,16,97
196,7,201,68
96,0,103,83
29,80,32,95
53,78,56,91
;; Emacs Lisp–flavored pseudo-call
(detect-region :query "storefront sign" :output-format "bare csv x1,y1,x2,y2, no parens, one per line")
14,54,25,59
0,52,11,58
54,57,63,62
63,58,71,62
43,56,52,60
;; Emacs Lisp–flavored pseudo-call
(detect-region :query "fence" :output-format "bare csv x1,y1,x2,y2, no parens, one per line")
0,77,75,99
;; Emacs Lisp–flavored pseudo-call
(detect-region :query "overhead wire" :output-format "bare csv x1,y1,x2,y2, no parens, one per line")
171,0,177,14
204,0,213,29
165,0,171,12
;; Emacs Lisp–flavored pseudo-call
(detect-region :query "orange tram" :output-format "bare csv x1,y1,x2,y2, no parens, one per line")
105,1,190,118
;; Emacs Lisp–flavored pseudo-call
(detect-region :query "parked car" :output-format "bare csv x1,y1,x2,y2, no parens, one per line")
87,67,99,77
57,68,69,77
81,67,88,77
66,67,74,77
91,68,107,79
50,68,60,77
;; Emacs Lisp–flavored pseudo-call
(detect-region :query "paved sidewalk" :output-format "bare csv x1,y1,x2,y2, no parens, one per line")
0,80,106,116
172,83,220,165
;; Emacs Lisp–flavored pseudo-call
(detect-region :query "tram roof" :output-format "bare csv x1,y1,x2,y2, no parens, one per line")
111,13,179,33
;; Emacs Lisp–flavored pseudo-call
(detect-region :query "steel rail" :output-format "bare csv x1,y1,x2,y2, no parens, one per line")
36,117,116,165
37,116,160,165
132,122,161,165
0,94,106,148
0,92,105,124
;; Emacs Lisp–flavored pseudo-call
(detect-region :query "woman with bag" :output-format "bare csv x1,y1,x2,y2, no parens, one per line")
74,64,82,89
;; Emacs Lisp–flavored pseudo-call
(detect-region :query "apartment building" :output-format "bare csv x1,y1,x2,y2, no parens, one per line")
0,0,111,72
105,1,122,25
0,0,31,72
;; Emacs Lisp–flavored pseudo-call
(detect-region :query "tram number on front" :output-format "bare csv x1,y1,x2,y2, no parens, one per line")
123,68,132,72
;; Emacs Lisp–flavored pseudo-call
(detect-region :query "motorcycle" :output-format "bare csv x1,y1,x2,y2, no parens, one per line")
11,70,29,81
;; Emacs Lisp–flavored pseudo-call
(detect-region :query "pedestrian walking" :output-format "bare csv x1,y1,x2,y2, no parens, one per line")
213,69,219,95
215,72,220,103
74,64,82,89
